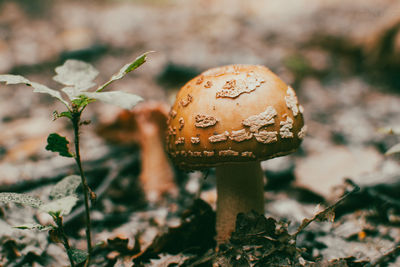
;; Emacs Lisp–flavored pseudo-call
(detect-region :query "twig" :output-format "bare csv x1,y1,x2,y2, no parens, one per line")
371,243,400,267
293,181,360,238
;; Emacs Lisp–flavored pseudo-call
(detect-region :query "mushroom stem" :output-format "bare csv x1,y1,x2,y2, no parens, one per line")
138,121,177,203
215,161,265,244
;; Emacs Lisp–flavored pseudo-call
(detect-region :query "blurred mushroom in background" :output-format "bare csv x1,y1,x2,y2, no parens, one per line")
97,101,177,204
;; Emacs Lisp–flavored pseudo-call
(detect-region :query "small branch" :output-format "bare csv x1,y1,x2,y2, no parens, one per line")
293,181,360,238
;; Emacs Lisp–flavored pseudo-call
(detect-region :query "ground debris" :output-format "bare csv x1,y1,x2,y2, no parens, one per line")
305,257,368,267
186,211,369,267
371,243,400,267
335,178,400,222
132,199,216,265
107,235,141,258
1,1,400,266
184,183,362,266
148,253,190,267
214,212,300,266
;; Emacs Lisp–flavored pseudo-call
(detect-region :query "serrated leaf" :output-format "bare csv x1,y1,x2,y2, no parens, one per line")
0,74,30,84
0,74,69,107
14,224,53,231
40,196,78,216
50,175,81,200
83,91,143,110
386,143,400,155
68,248,88,264
31,82,66,103
0,193,44,208
96,51,153,92
53,60,98,92
46,133,73,158
62,87,83,101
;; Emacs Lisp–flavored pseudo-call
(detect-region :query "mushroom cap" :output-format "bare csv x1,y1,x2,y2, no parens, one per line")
97,101,169,144
166,64,306,170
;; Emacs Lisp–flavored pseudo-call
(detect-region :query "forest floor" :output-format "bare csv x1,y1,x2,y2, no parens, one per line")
0,0,399,266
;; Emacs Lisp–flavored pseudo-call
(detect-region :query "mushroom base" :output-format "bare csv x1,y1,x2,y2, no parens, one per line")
215,161,265,244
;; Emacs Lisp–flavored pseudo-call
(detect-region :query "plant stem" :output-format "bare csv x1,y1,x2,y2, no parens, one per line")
71,111,92,265
55,216,75,267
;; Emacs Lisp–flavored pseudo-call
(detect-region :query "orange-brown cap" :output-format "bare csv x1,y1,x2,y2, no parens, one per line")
166,64,306,169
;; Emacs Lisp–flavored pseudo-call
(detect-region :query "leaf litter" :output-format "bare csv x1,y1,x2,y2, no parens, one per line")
1,1,400,266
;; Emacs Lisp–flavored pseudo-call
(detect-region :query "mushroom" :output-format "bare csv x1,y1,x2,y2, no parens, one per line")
133,101,178,203
97,101,177,203
165,65,306,243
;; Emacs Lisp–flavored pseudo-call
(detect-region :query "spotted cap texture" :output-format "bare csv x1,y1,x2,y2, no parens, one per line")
166,64,306,169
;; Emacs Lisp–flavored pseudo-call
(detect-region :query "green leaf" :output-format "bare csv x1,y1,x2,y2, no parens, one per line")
123,51,153,73
60,111,73,119
68,248,88,264
83,91,143,110
40,196,79,216
14,224,53,231
0,193,44,208
71,94,96,109
53,111,73,120
50,175,81,200
53,111,72,120
0,74,69,107
53,60,99,92
96,51,154,92
386,143,400,155
46,133,74,158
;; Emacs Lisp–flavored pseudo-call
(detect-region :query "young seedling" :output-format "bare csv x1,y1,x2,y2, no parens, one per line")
0,51,151,265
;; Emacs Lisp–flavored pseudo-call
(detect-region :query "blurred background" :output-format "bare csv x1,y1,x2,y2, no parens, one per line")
0,0,399,265
1,0,399,197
